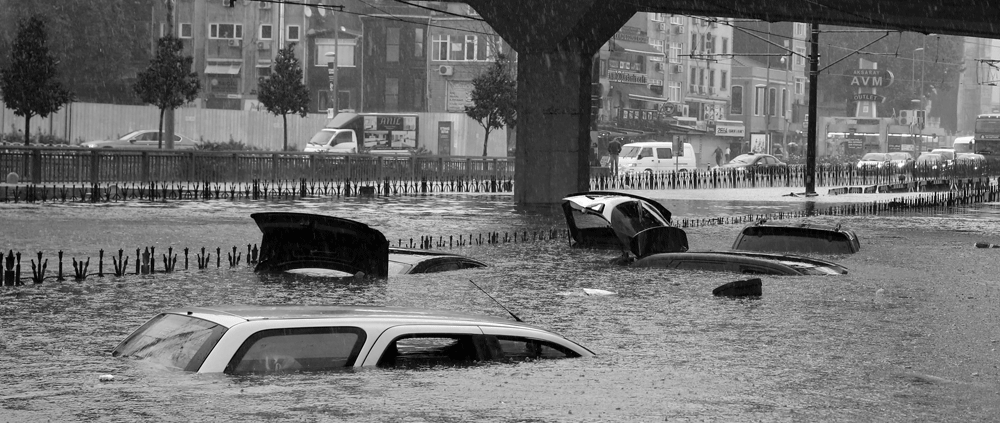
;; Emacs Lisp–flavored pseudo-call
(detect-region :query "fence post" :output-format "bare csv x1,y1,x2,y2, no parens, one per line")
466,158,472,178
186,152,195,181
377,156,384,181
31,148,42,184
409,156,416,181
272,153,279,180
140,152,150,183
89,150,100,185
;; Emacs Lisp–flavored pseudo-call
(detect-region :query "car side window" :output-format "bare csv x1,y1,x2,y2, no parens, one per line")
227,327,366,374
419,259,484,273
638,147,653,159
377,334,482,369
492,336,580,362
655,148,673,159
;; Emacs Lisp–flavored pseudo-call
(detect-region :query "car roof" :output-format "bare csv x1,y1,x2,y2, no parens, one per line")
163,305,542,330
387,248,486,266
621,141,680,147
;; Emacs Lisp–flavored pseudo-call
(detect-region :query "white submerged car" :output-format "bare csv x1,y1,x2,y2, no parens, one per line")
113,305,594,374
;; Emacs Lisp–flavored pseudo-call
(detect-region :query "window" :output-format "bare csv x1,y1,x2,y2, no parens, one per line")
413,77,424,109
179,23,192,39
782,88,789,118
287,25,300,41
432,35,448,61
209,23,243,39
386,27,399,62
377,335,480,368
651,39,664,53
315,40,356,67
651,13,664,22
670,15,683,25
228,327,366,374
731,85,743,115
669,43,681,64
691,33,697,52
721,37,728,55
709,70,715,89
721,70,728,90
795,78,805,95
655,147,673,159
690,67,697,85
384,78,399,112
464,35,477,60
414,29,424,58
754,85,765,116
794,23,808,37
794,46,806,67
259,24,272,40
768,87,777,116
669,82,681,102
486,36,503,60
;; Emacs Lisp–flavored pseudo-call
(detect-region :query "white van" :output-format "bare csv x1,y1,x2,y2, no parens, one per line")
618,141,698,174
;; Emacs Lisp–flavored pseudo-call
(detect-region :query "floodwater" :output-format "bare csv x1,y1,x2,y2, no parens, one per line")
1,193,999,422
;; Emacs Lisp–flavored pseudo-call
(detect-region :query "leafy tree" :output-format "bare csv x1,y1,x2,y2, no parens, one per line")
133,35,200,149
0,16,73,146
258,44,310,151
0,0,152,104
465,54,517,156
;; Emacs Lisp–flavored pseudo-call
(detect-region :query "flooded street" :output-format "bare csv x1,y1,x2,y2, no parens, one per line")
1,194,999,422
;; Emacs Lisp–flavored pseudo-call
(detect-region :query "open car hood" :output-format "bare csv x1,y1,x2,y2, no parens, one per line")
251,212,390,278
561,191,686,255
732,220,860,254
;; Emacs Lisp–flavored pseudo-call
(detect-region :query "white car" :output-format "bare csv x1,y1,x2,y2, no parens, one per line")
81,130,198,149
113,305,594,373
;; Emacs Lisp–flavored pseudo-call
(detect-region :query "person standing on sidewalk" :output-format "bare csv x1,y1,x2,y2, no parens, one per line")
608,137,623,176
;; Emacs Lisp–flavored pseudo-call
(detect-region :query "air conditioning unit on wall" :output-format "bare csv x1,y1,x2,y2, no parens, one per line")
228,39,241,47
259,1,272,9
257,41,270,50
438,65,454,76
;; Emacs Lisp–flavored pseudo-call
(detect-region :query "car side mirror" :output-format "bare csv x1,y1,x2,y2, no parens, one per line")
636,155,643,159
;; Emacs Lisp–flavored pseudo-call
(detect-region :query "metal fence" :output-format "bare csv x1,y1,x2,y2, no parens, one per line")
0,146,515,184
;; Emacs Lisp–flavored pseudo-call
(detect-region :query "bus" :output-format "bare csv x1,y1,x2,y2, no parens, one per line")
974,113,1000,156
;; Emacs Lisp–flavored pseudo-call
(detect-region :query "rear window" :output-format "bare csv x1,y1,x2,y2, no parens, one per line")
113,313,227,372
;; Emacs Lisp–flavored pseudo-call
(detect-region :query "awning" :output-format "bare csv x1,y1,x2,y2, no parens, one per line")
205,63,242,75
611,83,659,102
612,39,662,56
628,93,669,104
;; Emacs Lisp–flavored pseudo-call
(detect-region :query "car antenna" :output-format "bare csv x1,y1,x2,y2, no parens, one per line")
469,279,523,322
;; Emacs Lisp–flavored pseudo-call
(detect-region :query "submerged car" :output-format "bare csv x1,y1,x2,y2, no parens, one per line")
887,152,915,171
561,191,848,275
112,305,594,374
720,153,787,171
855,153,892,169
732,220,860,254
81,130,198,149
251,212,486,277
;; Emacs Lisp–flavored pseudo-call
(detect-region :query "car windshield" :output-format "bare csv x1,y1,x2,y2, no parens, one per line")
917,154,941,163
113,313,226,371
620,146,641,158
860,153,888,161
728,155,756,165
307,131,335,146
888,153,911,161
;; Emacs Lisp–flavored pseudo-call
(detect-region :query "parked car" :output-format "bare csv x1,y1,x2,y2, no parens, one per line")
80,130,198,149
732,220,861,254
618,141,698,173
887,152,915,170
914,153,946,177
929,148,956,165
251,212,486,277
956,153,986,171
630,251,849,275
720,153,787,171
855,152,892,169
112,305,595,373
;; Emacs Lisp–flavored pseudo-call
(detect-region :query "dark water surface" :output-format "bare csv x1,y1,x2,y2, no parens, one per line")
1,194,999,422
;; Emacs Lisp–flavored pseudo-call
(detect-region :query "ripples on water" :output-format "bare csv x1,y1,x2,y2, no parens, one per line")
1,194,999,422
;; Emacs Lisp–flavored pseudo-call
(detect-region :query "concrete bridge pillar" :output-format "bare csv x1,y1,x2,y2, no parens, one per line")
468,0,635,205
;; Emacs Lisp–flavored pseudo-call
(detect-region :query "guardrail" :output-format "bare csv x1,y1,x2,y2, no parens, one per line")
0,146,514,184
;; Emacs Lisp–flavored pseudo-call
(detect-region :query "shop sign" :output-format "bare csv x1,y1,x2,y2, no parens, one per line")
852,93,885,103
714,122,745,137
848,69,894,88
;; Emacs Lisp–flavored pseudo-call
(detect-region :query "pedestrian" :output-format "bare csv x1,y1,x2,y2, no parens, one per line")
608,137,623,176
714,147,724,167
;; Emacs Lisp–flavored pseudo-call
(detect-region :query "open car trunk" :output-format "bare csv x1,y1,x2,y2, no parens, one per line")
252,212,390,278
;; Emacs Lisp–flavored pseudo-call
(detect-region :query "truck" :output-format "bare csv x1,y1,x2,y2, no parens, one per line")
304,113,419,155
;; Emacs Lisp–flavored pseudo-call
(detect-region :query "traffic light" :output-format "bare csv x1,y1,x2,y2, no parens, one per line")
915,110,926,129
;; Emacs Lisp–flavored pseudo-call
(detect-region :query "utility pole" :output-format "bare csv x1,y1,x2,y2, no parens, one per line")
805,22,819,196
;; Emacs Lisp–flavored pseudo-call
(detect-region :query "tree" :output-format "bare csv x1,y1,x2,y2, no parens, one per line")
0,0,153,104
258,44,310,151
0,16,73,146
465,54,517,157
133,35,200,149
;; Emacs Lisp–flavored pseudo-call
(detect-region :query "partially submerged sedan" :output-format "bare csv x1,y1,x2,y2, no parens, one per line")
251,212,486,277
112,305,594,373
561,191,848,275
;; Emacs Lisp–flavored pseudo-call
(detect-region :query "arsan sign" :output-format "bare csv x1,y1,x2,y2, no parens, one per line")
848,69,894,88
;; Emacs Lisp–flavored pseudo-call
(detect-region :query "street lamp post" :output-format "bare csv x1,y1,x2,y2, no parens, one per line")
780,54,792,160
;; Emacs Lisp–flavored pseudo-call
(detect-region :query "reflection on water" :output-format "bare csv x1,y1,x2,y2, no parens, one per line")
1,195,999,422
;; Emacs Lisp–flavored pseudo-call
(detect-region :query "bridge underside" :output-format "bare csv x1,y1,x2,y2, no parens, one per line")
464,0,1000,205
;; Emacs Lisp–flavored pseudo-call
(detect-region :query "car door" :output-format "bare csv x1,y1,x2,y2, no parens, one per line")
361,325,485,368
637,147,656,171
654,147,673,172
135,132,158,148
